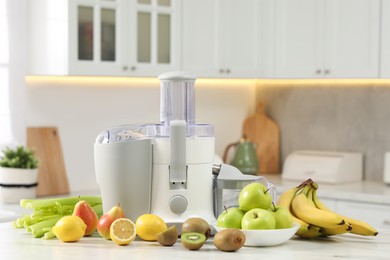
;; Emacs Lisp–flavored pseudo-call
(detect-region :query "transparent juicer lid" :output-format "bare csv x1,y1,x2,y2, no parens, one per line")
95,71,213,144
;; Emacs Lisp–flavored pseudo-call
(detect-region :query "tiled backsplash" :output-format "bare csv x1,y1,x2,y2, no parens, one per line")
256,81,390,182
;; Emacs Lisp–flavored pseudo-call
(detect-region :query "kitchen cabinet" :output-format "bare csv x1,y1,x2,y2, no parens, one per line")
336,200,390,229
182,0,269,78
271,0,380,79
28,0,181,76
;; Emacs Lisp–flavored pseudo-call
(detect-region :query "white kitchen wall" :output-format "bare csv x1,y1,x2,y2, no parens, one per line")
26,77,256,193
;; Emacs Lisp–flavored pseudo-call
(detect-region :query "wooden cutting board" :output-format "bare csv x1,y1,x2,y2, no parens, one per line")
27,127,70,197
243,102,280,174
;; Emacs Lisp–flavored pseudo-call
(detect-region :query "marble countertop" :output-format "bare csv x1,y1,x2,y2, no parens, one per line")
262,174,390,205
1,180,390,259
0,222,389,260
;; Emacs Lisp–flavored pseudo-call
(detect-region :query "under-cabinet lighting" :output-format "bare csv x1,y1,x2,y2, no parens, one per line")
25,75,257,88
256,79,390,87
26,75,390,88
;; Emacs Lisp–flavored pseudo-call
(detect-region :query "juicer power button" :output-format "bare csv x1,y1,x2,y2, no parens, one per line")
169,195,188,214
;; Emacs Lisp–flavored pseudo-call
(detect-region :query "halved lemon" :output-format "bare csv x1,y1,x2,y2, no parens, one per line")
109,218,136,246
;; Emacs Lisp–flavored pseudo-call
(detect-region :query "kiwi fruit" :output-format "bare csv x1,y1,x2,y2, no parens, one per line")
156,225,178,246
181,232,206,250
181,217,211,239
214,228,246,252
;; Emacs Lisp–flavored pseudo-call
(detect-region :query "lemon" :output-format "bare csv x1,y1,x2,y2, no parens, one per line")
135,214,167,241
52,216,87,242
110,218,136,246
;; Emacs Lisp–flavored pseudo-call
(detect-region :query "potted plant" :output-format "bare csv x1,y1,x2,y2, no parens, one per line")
0,146,39,203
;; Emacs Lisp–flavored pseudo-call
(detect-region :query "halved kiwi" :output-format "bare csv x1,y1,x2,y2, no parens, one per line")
181,232,206,250
156,225,178,246
181,217,211,239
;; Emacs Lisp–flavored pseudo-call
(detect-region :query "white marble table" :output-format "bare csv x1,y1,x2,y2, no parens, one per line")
0,222,389,260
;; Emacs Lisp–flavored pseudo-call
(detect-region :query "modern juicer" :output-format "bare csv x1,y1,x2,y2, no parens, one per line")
94,71,274,226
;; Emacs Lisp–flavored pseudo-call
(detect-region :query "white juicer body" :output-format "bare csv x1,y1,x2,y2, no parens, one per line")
150,137,216,225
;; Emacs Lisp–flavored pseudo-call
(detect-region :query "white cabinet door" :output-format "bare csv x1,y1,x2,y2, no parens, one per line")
128,0,181,77
272,0,380,79
380,0,390,78
182,0,218,77
336,201,390,229
218,0,259,78
182,0,261,78
273,0,324,78
28,0,181,76
326,0,379,78
68,0,127,76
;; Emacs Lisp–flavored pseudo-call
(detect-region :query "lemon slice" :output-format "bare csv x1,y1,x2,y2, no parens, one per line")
110,218,136,246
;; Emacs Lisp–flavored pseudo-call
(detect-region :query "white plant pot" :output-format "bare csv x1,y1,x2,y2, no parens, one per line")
0,167,38,204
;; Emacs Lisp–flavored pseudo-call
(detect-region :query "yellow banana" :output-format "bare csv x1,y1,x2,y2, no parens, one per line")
321,224,352,237
296,225,323,239
292,191,346,229
292,215,311,236
277,185,310,235
311,188,378,236
277,186,302,209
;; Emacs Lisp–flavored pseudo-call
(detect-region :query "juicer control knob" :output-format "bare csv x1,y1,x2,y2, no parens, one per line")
169,195,188,214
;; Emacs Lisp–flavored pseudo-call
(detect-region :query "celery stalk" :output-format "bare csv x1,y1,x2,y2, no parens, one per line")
92,204,103,217
29,216,61,232
42,230,55,240
22,196,101,209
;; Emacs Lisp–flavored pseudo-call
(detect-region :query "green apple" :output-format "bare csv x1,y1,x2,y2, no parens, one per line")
238,182,272,212
241,208,276,230
270,204,294,229
216,207,244,229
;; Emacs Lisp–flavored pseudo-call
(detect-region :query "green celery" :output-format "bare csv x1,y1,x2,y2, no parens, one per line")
29,216,61,233
22,196,102,209
92,204,103,217
42,230,55,240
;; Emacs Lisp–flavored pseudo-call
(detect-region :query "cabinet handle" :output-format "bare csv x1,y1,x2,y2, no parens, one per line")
226,69,231,74
219,69,225,74
122,66,128,71
383,219,390,226
130,66,136,71
324,69,330,74
316,69,321,74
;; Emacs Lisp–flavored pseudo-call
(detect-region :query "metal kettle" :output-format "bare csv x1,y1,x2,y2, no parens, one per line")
223,137,259,175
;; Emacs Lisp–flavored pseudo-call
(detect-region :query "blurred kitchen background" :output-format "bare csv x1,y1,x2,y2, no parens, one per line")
2,0,390,193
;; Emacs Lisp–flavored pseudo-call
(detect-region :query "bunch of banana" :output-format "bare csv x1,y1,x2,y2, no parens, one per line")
277,178,378,239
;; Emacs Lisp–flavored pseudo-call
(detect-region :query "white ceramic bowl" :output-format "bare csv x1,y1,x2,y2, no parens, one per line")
213,222,300,247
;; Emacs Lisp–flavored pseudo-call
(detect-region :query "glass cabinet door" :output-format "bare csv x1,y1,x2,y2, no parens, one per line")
101,8,116,61
135,0,180,70
78,6,94,61
71,0,179,76
77,1,118,62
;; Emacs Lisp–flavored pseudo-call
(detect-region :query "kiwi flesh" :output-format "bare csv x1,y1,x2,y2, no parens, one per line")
181,217,211,239
181,232,206,250
214,228,246,252
156,225,178,246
